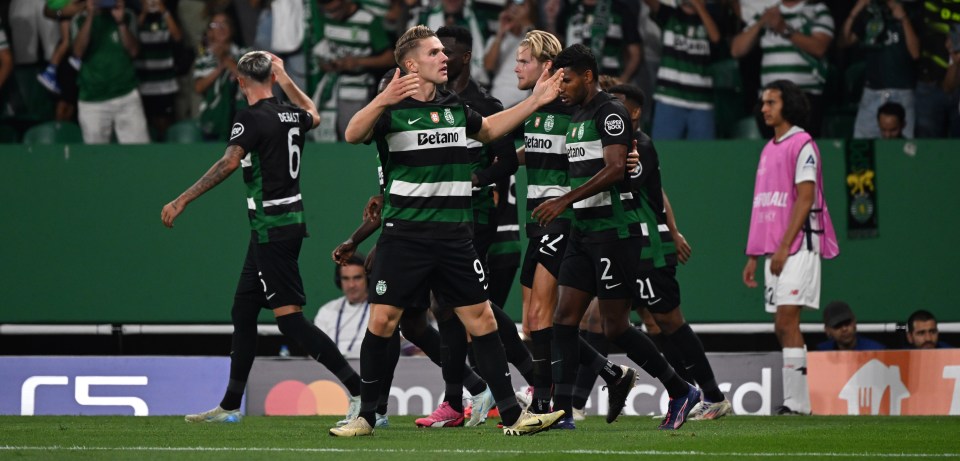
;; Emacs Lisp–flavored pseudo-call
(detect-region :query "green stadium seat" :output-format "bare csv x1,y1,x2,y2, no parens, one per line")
22,121,83,144
732,116,762,140
165,120,203,143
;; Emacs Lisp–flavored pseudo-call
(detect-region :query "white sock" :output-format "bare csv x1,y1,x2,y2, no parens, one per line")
781,346,810,414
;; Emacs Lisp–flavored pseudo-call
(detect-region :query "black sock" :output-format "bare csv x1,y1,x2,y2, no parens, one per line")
572,331,607,409
491,301,535,384
529,328,553,413
472,331,521,426
377,331,401,415
359,330,391,426
666,323,724,402
551,324,580,414
650,332,693,383
438,317,467,412
580,335,622,386
611,327,688,398
276,312,362,396
220,298,259,411
400,319,443,367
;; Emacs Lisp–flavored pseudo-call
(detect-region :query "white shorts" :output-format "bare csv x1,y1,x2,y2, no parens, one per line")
763,249,821,313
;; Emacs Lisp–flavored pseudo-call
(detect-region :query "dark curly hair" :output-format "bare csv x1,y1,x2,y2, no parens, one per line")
553,43,599,82
761,80,810,129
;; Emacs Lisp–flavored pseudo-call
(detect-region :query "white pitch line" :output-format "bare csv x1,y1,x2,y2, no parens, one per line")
0,446,957,458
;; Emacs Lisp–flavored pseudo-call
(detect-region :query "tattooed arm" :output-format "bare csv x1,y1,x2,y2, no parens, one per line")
161,145,245,228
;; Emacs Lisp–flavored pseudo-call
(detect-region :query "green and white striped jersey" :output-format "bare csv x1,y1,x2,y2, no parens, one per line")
310,7,390,103
524,99,575,237
564,0,641,77
136,13,178,96
653,5,715,110
373,89,484,239
566,92,644,243
747,1,834,94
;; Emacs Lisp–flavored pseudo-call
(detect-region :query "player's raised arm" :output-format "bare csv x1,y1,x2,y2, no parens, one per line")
344,69,420,144
269,53,319,128
472,66,562,143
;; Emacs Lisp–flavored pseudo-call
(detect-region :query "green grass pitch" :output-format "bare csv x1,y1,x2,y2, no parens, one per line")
2,415,959,460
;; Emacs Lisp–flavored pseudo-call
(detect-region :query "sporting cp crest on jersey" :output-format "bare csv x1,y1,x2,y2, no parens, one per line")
578,122,586,140
443,108,455,125
545,115,555,132
430,112,440,123
375,280,387,295
534,116,541,128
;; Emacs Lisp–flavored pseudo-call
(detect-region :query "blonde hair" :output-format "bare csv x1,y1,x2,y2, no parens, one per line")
518,30,562,63
394,25,436,71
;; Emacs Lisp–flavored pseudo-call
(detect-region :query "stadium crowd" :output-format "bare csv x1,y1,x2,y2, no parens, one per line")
1,0,959,143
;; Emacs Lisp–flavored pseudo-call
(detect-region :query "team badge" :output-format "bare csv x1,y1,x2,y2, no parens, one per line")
443,108,455,125
430,112,440,123
604,114,625,136
375,280,388,295
544,115,554,132
534,116,541,128
578,122,585,140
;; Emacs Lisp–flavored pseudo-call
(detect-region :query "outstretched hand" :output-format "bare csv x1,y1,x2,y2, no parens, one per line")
530,64,563,107
379,69,420,106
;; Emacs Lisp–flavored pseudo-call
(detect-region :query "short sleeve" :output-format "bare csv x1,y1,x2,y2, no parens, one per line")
369,17,391,53
464,103,484,136
795,143,817,184
227,110,258,152
299,109,314,133
810,4,834,37
595,101,632,148
372,109,391,141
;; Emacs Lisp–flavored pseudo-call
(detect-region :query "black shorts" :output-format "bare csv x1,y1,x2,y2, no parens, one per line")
519,232,569,288
473,220,496,263
633,266,681,313
368,234,488,310
141,94,175,118
234,236,306,309
557,237,644,300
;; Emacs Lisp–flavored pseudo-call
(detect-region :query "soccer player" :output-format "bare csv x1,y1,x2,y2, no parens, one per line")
329,25,565,437
742,80,839,415
335,69,499,429
610,83,732,420
412,25,535,429
161,51,365,423
532,44,700,430
513,31,629,424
